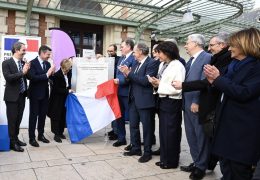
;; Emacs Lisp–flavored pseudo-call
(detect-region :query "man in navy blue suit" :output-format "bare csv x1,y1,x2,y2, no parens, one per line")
112,39,135,147
180,34,211,180
119,42,159,163
27,45,55,147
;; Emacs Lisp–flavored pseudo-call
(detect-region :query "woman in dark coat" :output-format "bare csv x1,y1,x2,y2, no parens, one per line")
48,59,73,143
204,27,260,180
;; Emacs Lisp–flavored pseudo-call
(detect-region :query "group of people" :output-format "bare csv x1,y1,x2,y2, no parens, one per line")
2,42,73,153
107,27,260,180
2,27,260,180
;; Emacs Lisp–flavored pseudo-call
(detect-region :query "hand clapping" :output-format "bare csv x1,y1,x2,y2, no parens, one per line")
204,65,220,84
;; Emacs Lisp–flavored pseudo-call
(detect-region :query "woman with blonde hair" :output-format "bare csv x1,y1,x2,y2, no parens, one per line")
48,58,74,143
204,27,260,180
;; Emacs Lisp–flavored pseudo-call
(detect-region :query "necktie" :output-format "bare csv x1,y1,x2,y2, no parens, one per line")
185,57,194,76
18,61,26,93
42,62,46,71
157,62,168,80
134,62,141,74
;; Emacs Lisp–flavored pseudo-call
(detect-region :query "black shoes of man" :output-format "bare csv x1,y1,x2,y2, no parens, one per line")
180,163,205,180
29,135,50,147
10,139,26,152
54,134,66,143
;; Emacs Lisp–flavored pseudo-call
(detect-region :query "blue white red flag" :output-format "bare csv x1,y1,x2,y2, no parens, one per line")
65,80,121,143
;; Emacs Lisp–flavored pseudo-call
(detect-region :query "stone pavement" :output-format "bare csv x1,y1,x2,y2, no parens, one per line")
0,118,222,180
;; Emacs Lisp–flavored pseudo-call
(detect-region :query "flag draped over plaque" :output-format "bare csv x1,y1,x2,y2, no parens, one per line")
65,80,121,143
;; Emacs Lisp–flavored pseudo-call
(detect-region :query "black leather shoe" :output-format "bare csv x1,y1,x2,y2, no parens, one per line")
138,155,152,163
180,163,195,172
124,144,132,151
54,135,62,143
17,139,27,146
38,135,50,143
155,161,163,166
189,167,205,180
123,150,142,156
108,130,115,136
108,134,118,140
59,134,66,139
10,143,24,152
113,141,126,147
29,139,39,147
155,161,177,169
152,148,160,155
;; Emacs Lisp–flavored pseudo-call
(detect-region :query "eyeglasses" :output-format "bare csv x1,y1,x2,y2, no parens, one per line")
107,50,114,53
209,43,219,47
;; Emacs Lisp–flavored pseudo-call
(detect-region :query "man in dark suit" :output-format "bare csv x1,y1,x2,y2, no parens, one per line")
2,42,30,152
120,42,159,163
107,44,121,78
106,44,121,140
112,39,135,147
180,34,211,180
27,45,55,147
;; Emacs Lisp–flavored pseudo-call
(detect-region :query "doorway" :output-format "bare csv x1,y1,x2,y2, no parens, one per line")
60,20,103,57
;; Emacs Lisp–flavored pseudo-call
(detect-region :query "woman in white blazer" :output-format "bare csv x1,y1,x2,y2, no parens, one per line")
148,41,185,169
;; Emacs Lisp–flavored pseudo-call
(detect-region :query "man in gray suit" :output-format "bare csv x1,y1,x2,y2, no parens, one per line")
180,34,211,180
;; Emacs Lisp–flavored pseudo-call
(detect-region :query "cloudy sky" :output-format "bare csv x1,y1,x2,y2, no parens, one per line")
254,1,260,9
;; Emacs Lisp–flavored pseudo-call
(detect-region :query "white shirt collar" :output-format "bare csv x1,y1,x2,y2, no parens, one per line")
13,57,20,64
191,50,204,65
192,50,204,60
37,56,44,64
125,51,133,60
139,56,148,64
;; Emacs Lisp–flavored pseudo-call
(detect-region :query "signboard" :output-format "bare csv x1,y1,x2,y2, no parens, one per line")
82,49,95,58
71,57,115,93
0,35,41,128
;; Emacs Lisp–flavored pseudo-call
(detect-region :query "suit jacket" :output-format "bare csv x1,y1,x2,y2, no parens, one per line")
212,57,260,165
116,54,135,96
113,55,120,78
47,69,70,120
2,57,28,102
182,48,232,123
128,57,159,109
27,57,51,100
183,51,211,110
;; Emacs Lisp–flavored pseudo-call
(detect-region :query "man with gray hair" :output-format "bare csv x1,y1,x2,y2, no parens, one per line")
119,42,159,163
208,32,229,55
173,32,232,173
180,34,211,180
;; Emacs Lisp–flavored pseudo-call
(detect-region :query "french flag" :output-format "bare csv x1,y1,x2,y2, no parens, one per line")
65,80,121,143
4,38,38,52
